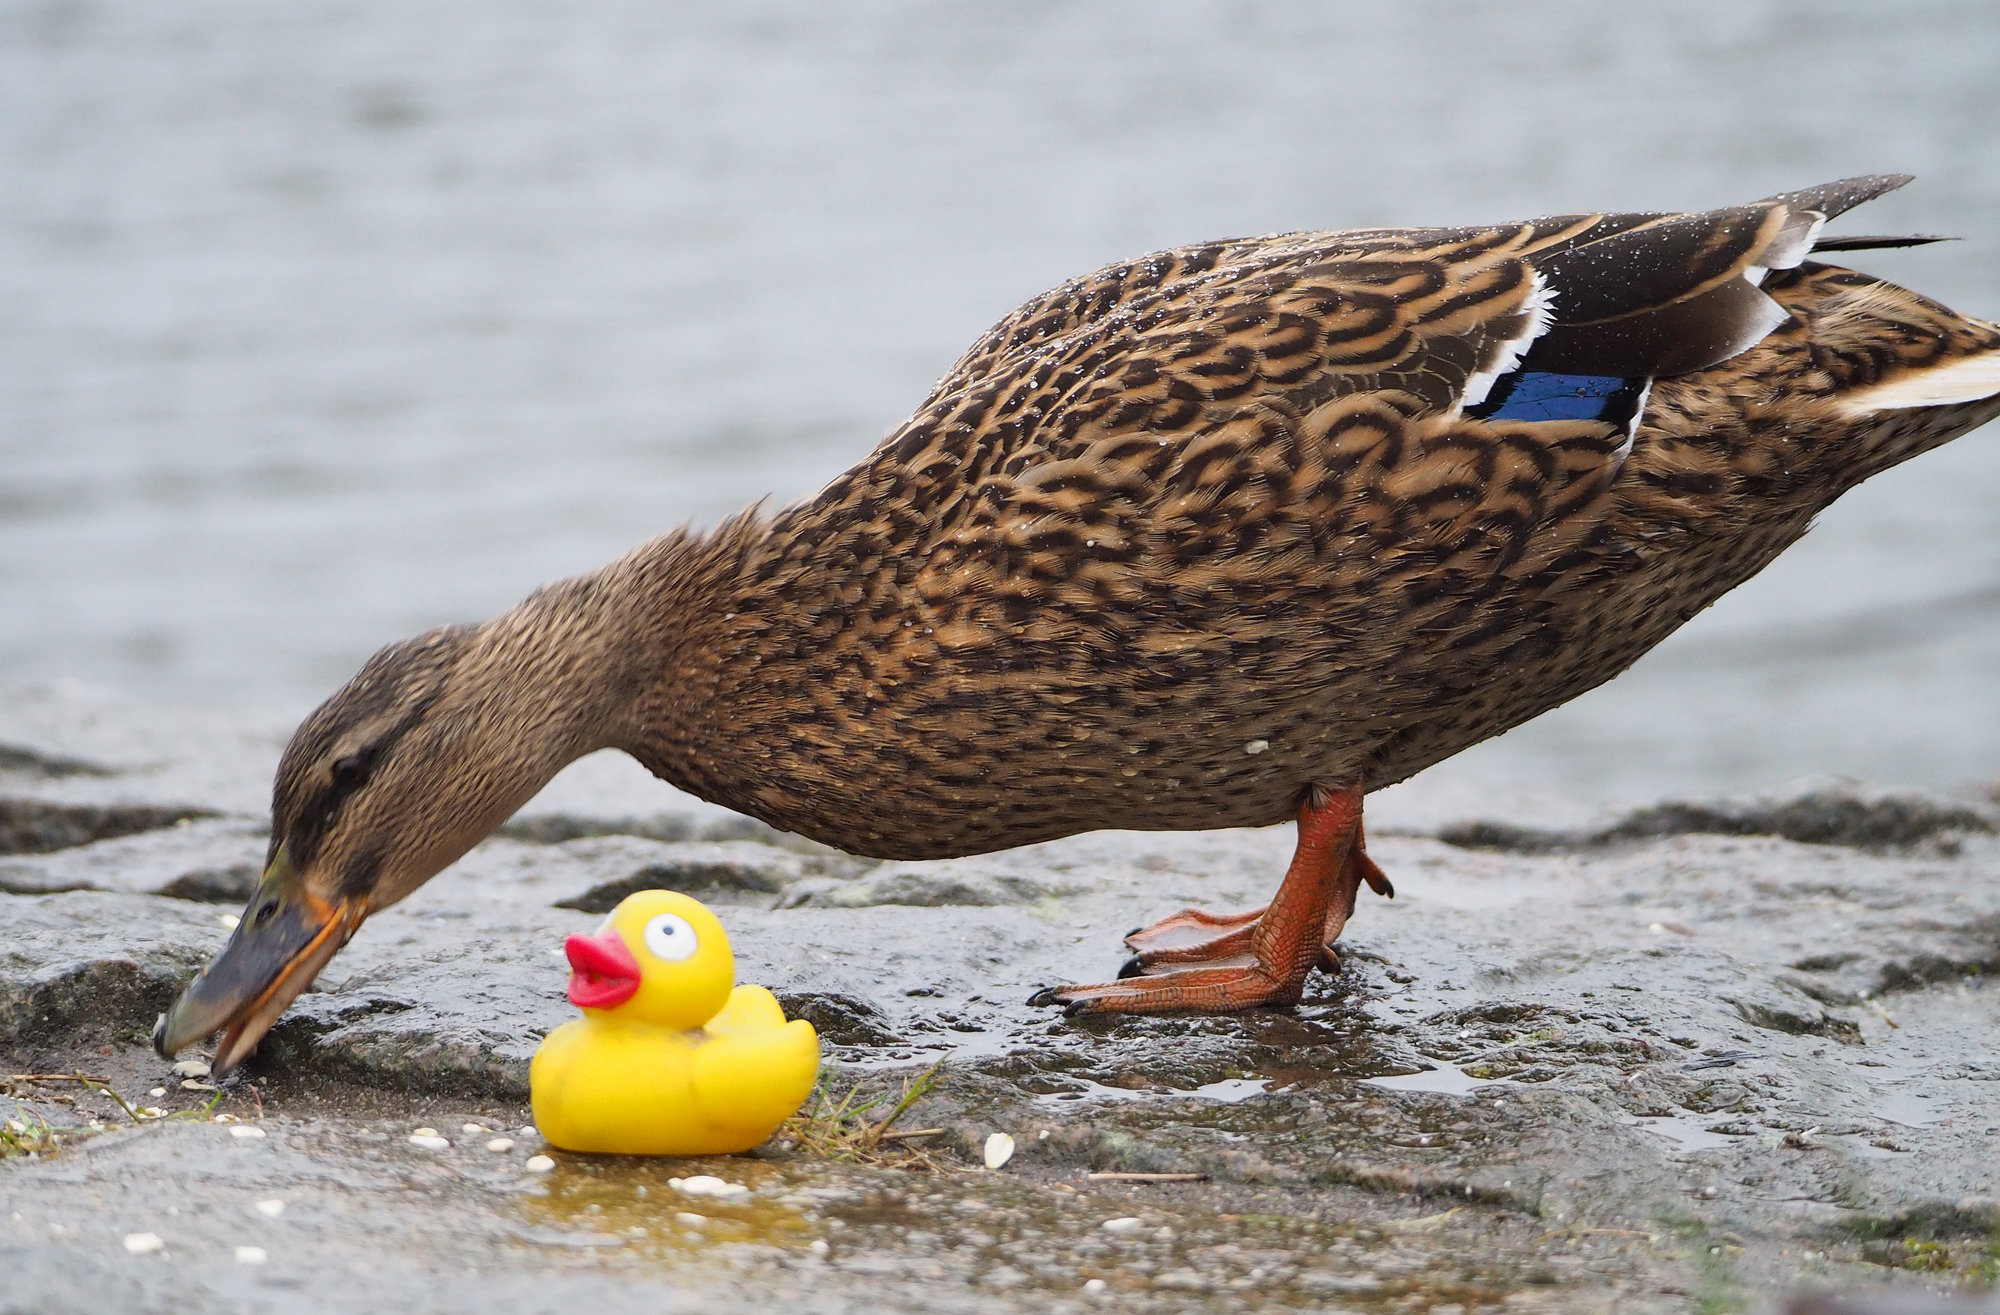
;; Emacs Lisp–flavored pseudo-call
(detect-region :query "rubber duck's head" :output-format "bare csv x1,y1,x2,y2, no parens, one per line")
563,891,734,1028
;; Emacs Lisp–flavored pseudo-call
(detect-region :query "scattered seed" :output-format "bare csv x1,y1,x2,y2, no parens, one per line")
408,1135,449,1151
1865,998,1901,1029
983,1132,1016,1170
669,1175,748,1199
808,1239,830,1257
172,1060,211,1079
181,1080,218,1092
1243,739,1270,755
149,1088,167,1098
485,1138,515,1153
1101,1217,1143,1233
235,1245,267,1265
412,1127,439,1137
213,1114,237,1124
1083,1278,1107,1294
460,1123,484,1134
123,1232,164,1254
524,1155,555,1173
138,1107,166,1119
675,1213,707,1228
255,1200,285,1218
228,1126,266,1140
219,913,240,929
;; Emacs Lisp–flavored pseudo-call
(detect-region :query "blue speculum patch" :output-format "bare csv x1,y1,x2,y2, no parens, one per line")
1466,371,1649,426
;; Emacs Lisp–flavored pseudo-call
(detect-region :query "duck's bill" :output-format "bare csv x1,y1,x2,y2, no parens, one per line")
152,849,366,1079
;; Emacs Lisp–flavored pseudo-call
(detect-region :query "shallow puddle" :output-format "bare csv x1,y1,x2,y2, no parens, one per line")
1360,1058,1511,1098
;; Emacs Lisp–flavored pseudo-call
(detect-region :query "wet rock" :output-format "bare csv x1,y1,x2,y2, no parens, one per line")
498,809,830,856
0,818,267,897
0,892,223,1046
499,811,718,845
1788,1295,2000,1314
153,862,262,903
1726,992,1865,1045
773,991,903,1046
8,707,2000,1310
550,838,810,911
782,856,1082,908
0,742,113,778
1438,783,1996,854
0,798,217,857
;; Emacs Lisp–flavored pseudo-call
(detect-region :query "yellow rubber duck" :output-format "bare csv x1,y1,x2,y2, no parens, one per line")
529,890,819,1155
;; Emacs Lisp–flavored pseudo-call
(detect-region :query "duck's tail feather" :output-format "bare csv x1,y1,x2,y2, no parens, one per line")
1758,174,1912,220
1810,233,1956,252
1516,177,1935,380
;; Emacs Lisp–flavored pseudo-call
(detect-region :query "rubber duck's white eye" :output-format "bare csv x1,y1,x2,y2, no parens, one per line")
642,912,699,962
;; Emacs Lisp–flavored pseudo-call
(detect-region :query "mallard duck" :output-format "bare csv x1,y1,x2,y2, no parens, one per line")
530,891,819,1156
156,175,2000,1071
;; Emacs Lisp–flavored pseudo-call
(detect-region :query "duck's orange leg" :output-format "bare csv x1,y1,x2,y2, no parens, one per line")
1117,818,1393,976
1029,784,1375,1016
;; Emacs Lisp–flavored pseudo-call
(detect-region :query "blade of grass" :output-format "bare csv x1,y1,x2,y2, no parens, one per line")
863,1055,947,1148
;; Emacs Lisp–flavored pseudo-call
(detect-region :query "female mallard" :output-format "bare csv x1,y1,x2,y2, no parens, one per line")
158,175,2000,1073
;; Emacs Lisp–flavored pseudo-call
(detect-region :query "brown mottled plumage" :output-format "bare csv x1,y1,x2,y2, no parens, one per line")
157,176,2000,1065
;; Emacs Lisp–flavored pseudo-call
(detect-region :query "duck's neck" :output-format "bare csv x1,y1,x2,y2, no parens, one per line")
501,517,760,794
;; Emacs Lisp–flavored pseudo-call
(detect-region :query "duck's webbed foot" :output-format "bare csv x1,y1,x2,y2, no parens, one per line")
1105,814,1391,981
1029,785,1380,1017
1118,905,1263,974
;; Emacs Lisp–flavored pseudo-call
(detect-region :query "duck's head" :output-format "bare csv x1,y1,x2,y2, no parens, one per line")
563,891,735,1029
154,612,621,1076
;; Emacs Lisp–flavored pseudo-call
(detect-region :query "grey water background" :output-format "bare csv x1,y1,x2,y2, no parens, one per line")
4,0,1999,808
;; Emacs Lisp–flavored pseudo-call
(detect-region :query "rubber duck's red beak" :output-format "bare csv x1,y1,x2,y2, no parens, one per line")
565,929,642,1009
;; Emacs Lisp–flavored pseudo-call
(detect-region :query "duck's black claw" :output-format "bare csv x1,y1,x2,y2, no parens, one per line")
1116,955,1146,979
1026,986,1065,1007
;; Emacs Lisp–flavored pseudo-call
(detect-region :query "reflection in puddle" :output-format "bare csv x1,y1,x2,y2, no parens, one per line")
1624,1113,1739,1153
1360,1059,1510,1098
1870,1090,1944,1127
513,1156,825,1260
1033,1076,1273,1104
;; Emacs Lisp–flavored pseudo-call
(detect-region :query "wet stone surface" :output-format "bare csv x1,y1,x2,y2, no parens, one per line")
4,698,2000,1312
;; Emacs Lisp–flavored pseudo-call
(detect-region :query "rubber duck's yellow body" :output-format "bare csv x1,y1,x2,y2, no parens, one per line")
530,891,819,1156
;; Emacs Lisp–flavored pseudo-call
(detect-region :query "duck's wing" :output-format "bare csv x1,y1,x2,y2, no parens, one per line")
705,983,789,1036
689,1019,821,1135
821,179,1914,535
770,181,1899,596
919,176,1910,423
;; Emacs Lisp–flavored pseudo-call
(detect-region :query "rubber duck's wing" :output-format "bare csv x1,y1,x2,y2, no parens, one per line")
690,1019,821,1135
706,984,789,1036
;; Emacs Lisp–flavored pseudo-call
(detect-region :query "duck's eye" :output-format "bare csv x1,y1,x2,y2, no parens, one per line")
331,752,371,788
642,912,698,962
